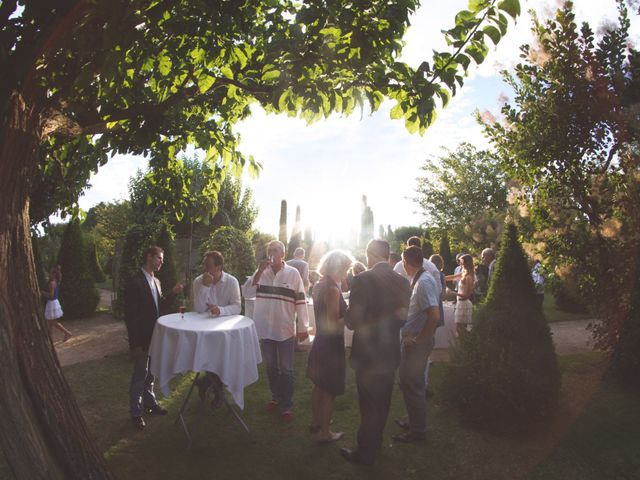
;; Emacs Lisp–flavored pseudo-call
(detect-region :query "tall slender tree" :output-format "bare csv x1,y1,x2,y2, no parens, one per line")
287,205,302,259
278,200,288,245
359,195,374,247
483,1,640,380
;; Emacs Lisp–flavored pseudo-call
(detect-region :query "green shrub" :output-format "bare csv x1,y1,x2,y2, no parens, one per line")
551,271,588,314
57,220,100,319
443,223,561,432
155,222,179,315
85,237,107,283
251,230,276,263
201,226,255,284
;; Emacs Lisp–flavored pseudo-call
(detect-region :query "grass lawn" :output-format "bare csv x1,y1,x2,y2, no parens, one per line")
3,351,639,479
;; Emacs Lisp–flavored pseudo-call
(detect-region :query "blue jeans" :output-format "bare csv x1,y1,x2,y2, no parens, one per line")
129,354,158,417
261,337,295,411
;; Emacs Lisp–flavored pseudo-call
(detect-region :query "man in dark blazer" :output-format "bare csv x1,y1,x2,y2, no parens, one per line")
341,239,411,465
124,245,182,430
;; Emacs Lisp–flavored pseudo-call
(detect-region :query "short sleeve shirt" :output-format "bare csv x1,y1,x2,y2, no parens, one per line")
401,271,440,337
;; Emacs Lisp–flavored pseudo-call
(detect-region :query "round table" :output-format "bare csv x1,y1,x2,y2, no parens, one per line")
149,313,262,410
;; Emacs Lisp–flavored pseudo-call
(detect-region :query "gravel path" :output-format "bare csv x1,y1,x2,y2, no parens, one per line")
54,291,598,367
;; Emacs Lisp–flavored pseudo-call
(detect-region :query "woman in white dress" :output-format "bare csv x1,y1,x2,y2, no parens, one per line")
45,265,72,342
446,254,476,337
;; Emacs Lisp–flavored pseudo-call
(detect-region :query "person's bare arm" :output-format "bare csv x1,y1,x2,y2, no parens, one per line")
325,286,344,333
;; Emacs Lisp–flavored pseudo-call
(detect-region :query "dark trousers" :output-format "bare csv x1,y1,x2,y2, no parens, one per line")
354,368,396,463
129,354,157,417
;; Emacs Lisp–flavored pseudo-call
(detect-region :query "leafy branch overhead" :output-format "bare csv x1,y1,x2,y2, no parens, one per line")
3,0,519,219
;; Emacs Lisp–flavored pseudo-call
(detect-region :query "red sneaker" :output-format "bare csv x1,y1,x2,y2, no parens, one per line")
265,400,279,412
282,410,294,423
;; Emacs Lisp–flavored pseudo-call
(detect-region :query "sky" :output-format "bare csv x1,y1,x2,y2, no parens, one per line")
75,0,639,242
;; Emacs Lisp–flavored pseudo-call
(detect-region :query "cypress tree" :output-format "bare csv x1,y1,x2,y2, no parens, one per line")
303,227,314,255
287,205,302,259
359,195,374,246
278,200,288,244
85,237,106,283
443,223,560,431
57,220,100,319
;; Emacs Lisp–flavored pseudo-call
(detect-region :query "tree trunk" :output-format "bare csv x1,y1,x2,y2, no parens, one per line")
0,93,114,478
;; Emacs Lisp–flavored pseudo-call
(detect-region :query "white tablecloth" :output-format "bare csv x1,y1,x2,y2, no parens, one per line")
149,313,262,409
342,303,455,349
435,302,456,349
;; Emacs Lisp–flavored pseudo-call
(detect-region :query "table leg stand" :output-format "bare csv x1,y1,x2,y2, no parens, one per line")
220,391,251,437
175,372,200,447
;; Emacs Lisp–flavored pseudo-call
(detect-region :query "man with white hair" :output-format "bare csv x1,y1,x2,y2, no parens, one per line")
243,240,309,423
473,247,495,301
482,247,496,286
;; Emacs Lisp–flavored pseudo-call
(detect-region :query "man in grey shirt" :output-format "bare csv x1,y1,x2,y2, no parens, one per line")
286,247,310,352
286,247,310,292
394,246,440,443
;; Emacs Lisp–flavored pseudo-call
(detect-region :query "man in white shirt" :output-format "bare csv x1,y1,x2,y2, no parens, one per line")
192,250,241,316
192,251,241,405
243,240,309,423
393,236,441,295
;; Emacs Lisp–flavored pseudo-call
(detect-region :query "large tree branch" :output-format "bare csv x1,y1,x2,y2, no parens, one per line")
0,0,17,30
601,143,619,174
72,76,272,135
20,1,91,101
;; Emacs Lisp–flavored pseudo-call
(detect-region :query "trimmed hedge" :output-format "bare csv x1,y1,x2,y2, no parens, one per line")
443,223,560,432
85,237,107,283
57,220,100,319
